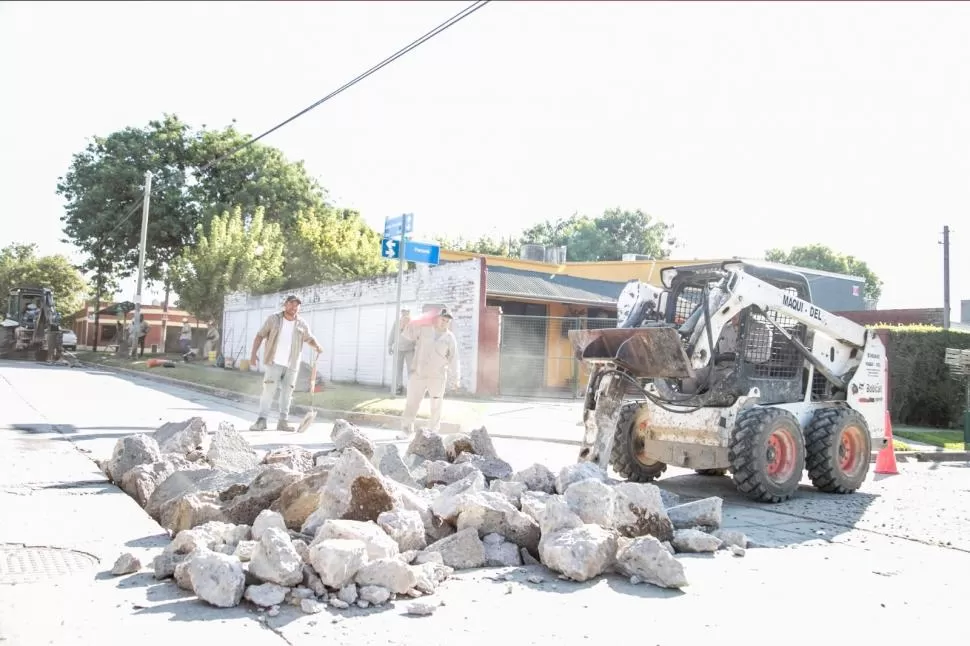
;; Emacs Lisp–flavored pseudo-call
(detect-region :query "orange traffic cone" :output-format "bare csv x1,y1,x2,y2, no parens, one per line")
874,409,899,475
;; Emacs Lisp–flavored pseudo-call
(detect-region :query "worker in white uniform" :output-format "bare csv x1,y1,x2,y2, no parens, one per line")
248,295,323,431
399,308,460,437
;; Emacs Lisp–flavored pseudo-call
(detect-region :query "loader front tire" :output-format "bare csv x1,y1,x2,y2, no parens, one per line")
729,407,805,503
611,402,668,482
804,407,871,494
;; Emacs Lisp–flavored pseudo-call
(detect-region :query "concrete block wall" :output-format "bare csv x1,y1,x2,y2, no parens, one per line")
222,258,482,393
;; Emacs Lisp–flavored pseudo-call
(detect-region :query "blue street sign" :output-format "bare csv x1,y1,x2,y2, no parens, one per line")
383,213,414,239
380,238,400,259
403,241,440,266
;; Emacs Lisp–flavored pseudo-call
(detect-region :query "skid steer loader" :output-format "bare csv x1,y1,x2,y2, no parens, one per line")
0,286,65,362
568,260,887,503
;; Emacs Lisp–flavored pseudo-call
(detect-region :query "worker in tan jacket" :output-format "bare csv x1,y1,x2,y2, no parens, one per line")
399,308,460,437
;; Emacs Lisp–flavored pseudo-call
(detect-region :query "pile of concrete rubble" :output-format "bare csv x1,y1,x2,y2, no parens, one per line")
99,418,748,616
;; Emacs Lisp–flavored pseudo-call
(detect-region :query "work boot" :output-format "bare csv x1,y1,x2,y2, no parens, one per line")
277,419,294,432
250,417,267,431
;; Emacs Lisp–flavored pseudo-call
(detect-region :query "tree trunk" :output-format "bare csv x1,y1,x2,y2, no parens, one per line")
92,291,101,353
161,275,171,354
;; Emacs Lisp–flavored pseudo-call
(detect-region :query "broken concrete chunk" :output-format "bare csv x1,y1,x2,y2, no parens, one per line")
666,497,723,530
252,509,288,541
303,448,398,529
556,462,608,495
358,585,391,606
110,552,141,575
234,540,257,562
270,466,332,530
712,529,747,549
453,452,513,481
425,460,481,487
310,519,399,560
405,429,448,463
671,528,722,553
262,446,316,473
539,524,617,582
248,527,305,587
333,422,376,459
539,496,584,536
158,491,227,533
186,550,246,608
120,455,202,508
245,582,289,607
489,480,527,507
222,466,303,526
564,479,616,527
612,482,674,541
519,490,551,525
483,536,523,567
155,417,209,456
520,546,540,566
337,583,358,604
405,601,437,616
730,545,746,557
429,470,487,522
206,424,260,473
309,538,369,589
454,492,541,554
444,434,475,462
370,443,419,488
469,427,499,459
355,558,418,594
377,510,427,552
424,528,487,570
105,434,162,484
292,538,310,564
301,598,325,614
616,535,688,589
512,463,557,494
145,467,264,522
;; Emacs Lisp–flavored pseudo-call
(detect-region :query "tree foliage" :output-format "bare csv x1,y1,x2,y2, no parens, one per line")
521,208,675,261
283,207,393,290
170,206,285,325
764,243,883,302
0,243,87,319
436,234,520,257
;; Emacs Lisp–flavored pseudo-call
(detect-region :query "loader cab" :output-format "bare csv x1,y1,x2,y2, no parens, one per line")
659,261,815,405
6,287,59,329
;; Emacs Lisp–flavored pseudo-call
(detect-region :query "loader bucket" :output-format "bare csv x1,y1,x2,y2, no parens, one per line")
567,327,695,379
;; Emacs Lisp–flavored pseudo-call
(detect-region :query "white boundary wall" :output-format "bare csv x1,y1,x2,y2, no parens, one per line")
222,258,482,393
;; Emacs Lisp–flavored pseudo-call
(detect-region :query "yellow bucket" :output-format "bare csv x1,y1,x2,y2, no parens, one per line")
238,359,250,372
208,351,217,362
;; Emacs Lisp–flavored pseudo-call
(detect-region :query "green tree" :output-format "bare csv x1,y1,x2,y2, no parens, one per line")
282,207,393,290
170,206,285,326
0,244,88,320
521,208,675,261
436,234,520,257
764,243,883,303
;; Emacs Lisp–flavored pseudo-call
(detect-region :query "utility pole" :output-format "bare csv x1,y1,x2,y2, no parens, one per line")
943,225,951,330
390,217,408,396
131,171,153,356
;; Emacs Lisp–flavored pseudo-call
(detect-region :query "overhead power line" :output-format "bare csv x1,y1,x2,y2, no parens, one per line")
199,0,492,173
98,0,491,246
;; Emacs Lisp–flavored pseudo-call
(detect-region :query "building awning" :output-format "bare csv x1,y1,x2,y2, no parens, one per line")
485,266,625,307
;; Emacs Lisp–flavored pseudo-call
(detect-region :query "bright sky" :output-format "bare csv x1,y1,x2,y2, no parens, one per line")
2,1,968,313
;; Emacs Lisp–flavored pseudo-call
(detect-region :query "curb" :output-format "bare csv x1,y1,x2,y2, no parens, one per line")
77,361,462,434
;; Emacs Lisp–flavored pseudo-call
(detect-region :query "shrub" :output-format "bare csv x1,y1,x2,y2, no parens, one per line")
876,325,970,429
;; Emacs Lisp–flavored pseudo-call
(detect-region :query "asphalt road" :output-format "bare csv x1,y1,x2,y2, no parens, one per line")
1,359,968,646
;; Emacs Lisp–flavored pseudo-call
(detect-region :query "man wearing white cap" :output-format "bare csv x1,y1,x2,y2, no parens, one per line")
399,308,460,437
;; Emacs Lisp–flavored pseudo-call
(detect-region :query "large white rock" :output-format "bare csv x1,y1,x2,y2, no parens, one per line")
308,539,369,589
248,527,304,586
423,528,487,570
539,524,617,582
512,463,557,494
616,535,688,589
301,448,398,531
555,462,607,495
244,582,289,607
105,434,162,484
671,529,722,553
429,471,487,523
564,479,616,527
377,510,427,552
666,497,723,530
310,519,399,560
355,558,418,594
186,549,246,608
251,509,288,541
612,482,674,541
539,496,584,536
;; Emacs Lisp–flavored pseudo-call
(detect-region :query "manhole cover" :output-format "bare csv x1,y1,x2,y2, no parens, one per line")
0,545,100,584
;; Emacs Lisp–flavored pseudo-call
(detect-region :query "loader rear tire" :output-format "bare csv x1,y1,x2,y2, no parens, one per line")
729,407,805,503
804,407,871,494
611,402,668,482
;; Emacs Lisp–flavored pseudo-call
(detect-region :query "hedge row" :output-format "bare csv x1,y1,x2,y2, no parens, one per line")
877,325,970,428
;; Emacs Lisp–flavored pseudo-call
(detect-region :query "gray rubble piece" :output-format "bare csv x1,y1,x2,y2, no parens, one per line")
301,598,325,614
615,535,688,589
512,463,557,494
110,552,141,575
222,466,304,526
424,460,481,486
329,418,356,441
430,470,488,522
358,585,392,606
539,524,618,582
206,423,260,472
270,466,333,530
564,478,616,527
454,491,541,554
251,508,288,541
301,447,398,531
555,462,608,494
423,527,487,569
370,443,419,488
310,518,400,560
248,526,305,586
612,482,674,541
444,434,475,461
120,454,203,508
104,434,162,484
262,445,316,473
405,429,448,463
333,421,376,459
489,479,528,507
186,549,247,608
666,496,723,530
713,529,748,549
154,417,210,456
405,601,438,616
309,538,369,589
520,490,551,525
483,533,523,567
453,452,513,481
244,582,289,607
671,528,723,553
377,509,428,552
469,426,499,459
144,467,263,522
355,557,418,594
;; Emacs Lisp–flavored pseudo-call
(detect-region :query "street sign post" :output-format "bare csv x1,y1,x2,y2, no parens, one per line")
402,241,440,265
386,213,413,397
383,213,414,239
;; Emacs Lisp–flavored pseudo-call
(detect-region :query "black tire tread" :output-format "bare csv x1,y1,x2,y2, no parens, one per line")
695,468,728,476
611,402,668,482
729,407,805,504
804,407,871,494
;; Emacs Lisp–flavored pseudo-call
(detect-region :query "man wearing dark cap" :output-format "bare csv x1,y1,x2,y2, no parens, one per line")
249,295,323,431
399,307,460,437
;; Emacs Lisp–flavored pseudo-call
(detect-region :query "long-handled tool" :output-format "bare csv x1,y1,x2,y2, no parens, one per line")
296,350,320,433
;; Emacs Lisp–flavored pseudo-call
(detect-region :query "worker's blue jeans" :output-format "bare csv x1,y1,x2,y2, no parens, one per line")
258,363,299,420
